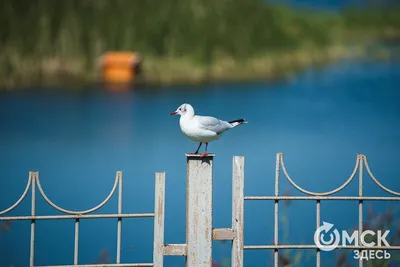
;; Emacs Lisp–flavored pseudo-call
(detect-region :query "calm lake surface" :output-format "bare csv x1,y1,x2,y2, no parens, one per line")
1,58,400,267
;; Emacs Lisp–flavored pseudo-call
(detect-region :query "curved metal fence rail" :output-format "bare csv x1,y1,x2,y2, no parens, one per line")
244,153,400,267
1,153,399,267
0,171,162,267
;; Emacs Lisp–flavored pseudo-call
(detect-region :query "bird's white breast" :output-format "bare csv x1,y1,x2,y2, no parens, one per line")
179,117,220,143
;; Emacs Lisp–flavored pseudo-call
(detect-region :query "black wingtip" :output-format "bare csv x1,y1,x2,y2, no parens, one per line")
229,119,246,124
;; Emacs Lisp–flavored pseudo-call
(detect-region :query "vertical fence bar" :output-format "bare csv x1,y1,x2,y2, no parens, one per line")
116,171,123,264
30,172,37,267
186,154,213,267
358,155,364,267
274,153,281,267
153,172,166,267
74,219,79,265
316,200,321,267
232,156,244,267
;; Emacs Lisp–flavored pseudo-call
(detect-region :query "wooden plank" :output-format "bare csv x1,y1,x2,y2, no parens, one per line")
153,172,166,267
232,156,244,267
163,244,187,256
212,228,234,240
186,154,214,267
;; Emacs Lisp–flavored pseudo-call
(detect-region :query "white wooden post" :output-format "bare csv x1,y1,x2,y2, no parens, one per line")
153,172,166,267
232,156,244,267
186,154,214,267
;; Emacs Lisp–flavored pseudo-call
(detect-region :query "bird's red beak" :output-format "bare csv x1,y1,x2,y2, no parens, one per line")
170,111,178,116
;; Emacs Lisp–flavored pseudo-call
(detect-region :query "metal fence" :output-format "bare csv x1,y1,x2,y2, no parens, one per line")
1,153,399,267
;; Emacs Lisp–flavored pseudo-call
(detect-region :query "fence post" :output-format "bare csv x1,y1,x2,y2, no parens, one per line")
186,154,214,267
232,156,244,267
358,155,364,267
274,153,281,267
30,171,37,267
154,172,166,267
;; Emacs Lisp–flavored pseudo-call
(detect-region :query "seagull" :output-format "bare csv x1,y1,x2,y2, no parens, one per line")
170,103,247,157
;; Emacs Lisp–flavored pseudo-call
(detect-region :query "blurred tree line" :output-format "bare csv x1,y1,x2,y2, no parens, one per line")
0,0,348,63
0,0,399,87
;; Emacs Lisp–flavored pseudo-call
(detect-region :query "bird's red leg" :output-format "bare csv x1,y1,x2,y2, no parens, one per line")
200,143,209,157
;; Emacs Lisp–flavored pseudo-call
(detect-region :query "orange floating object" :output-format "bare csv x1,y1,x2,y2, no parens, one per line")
100,51,142,84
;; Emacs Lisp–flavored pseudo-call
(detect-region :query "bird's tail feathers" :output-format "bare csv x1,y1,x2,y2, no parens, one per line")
229,119,248,127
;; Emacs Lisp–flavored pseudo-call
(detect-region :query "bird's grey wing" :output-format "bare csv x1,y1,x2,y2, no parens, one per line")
195,115,231,134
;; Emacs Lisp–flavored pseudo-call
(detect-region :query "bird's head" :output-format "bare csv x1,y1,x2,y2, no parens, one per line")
170,103,194,117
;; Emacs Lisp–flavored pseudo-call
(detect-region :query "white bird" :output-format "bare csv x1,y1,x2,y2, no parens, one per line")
170,103,247,157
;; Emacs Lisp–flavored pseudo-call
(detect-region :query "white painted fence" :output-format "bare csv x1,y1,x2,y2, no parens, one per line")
1,153,400,267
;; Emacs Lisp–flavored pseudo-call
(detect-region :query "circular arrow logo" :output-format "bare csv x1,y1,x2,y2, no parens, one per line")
314,221,340,251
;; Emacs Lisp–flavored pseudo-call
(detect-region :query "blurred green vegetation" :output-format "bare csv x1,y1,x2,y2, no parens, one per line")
343,3,400,31
0,0,399,88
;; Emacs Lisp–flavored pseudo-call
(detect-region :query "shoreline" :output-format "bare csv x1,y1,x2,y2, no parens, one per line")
1,1,399,91
0,45,367,91
2,33,400,91
141,45,364,85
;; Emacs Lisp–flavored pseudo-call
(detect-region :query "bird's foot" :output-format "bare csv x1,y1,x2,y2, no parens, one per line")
200,152,208,158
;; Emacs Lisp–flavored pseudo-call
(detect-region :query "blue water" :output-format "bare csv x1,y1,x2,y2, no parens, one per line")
270,0,397,13
1,58,400,267
271,0,355,10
